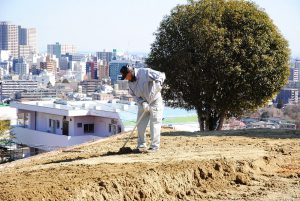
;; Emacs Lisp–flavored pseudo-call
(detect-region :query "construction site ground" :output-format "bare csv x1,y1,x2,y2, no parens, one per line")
0,128,299,201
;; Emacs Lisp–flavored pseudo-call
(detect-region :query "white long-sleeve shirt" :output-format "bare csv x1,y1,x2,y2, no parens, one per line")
128,68,166,104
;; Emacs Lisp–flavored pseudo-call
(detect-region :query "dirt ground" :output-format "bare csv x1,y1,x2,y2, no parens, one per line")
0,128,299,201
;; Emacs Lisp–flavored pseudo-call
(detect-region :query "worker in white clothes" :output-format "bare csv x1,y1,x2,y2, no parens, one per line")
120,65,166,152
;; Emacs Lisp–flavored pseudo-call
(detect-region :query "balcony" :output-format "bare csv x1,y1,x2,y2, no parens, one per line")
12,127,102,151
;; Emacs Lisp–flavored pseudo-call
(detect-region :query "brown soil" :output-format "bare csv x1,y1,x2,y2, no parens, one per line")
0,128,299,201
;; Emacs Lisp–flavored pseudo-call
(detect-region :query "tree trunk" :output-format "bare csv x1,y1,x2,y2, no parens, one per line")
196,108,205,131
208,116,218,130
217,113,225,130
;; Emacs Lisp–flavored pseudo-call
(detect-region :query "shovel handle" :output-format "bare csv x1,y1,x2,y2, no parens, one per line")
122,109,147,148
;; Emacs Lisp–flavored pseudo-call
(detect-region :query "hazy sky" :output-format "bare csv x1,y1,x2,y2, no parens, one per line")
1,0,300,57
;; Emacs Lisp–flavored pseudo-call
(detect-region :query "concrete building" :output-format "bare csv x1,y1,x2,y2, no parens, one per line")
15,88,57,101
15,62,29,77
86,61,98,80
33,70,56,87
290,66,299,82
78,79,102,95
46,55,58,74
61,44,77,55
92,92,113,101
59,56,70,70
0,22,19,58
0,67,4,79
295,60,300,81
27,28,37,53
19,45,33,59
0,80,38,98
18,26,27,46
116,80,129,90
96,51,113,62
276,88,299,105
98,60,109,80
0,61,10,78
47,42,61,58
11,100,128,151
18,27,37,55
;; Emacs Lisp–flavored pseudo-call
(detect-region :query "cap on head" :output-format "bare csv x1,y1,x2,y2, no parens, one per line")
120,64,131,80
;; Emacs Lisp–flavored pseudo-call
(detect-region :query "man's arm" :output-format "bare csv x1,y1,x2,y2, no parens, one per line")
129,87,145,105
148,68,166,84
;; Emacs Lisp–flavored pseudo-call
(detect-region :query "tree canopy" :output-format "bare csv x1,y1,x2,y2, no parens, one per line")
147,0,290,130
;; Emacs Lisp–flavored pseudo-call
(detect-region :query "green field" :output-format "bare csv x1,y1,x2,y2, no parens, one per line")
0,103,9,107
122,115,198,126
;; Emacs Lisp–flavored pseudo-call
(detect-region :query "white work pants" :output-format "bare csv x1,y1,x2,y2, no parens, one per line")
137,96,163,149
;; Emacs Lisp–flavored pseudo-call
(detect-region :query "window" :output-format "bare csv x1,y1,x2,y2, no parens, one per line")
56,120,60,129
84,124,94,133
49,119,51,127
77,123,82,128
109,124,116,134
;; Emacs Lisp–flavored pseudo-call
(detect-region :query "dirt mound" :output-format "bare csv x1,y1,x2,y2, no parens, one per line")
0,129,299,200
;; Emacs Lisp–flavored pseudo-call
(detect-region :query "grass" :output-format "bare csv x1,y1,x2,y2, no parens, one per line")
0,103,9,107
122,115,198,126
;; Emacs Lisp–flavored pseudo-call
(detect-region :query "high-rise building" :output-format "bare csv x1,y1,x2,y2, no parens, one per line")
295,60,300,81
61,44,77,54
0,21,19,58
27,28,37,53
96,51,113,62
98,60,109,80
112,49,117,60
18,26,27,45
18,27,37,58
276,88,299,104
46,55,57,74
0,22,8,50
19,45,33,59
86,61,98,80
1,22,37,59
59,56,70,71
15,62,29,76
47,42,61,58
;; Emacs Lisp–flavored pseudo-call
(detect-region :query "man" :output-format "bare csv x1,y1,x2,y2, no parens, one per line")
120,65,165,153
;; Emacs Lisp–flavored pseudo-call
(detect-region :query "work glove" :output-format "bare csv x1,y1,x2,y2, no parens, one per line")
142,102,150,112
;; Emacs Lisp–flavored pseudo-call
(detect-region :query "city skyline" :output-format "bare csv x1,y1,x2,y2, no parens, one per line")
1,0,300,57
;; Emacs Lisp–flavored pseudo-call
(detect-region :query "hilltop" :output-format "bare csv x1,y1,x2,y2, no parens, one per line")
0,129,299,201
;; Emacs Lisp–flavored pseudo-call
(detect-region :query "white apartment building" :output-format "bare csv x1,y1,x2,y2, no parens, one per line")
11,100,133,151
0,80,38,98
32,70,56,87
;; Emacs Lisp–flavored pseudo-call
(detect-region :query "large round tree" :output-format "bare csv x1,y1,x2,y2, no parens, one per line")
147,0,290,131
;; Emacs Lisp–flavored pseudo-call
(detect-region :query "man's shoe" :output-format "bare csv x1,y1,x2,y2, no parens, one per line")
147,147,159,153
137,145,147,152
